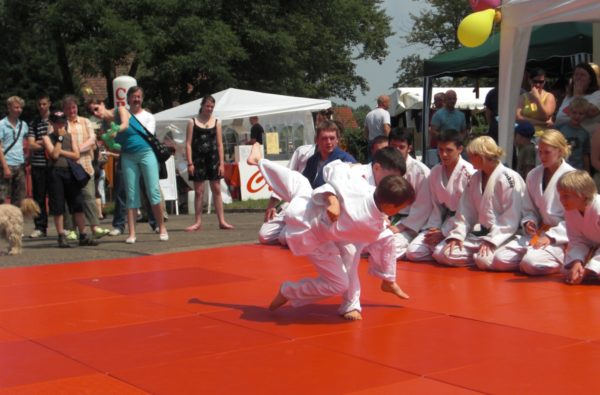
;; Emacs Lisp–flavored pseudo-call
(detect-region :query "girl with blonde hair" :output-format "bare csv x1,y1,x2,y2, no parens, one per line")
501,129,575,274
433,136,527,270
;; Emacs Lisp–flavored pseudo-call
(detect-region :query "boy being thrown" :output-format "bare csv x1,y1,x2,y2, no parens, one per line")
247,143,415,312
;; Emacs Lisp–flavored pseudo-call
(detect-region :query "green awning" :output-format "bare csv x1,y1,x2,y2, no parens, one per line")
423,22,592,78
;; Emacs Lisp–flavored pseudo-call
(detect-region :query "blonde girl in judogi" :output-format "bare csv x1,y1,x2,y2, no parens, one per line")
406,129,475,262
501,130,574,274
559,170,600,285
433,136,526,269
387,129,431,259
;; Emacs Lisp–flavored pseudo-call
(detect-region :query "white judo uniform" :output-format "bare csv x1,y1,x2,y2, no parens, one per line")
392,155,431,259
500,160,574,274
432,163,526,270
257,159,393,307
258,144,315,245
406,157,475,262
563,195,600,277
321,162,398,315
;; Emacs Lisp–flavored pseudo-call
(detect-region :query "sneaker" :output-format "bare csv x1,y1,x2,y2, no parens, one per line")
66,230,78,241
159,232,169,241
29,229,46,238
94,227,110,239
57,235,71,248
125,236,136,244
109,228,123,236
79,234,99,246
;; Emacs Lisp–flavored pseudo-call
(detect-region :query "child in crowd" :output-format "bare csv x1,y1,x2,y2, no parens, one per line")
559,170,600,285
514,121,537,180
246,143,415,313
433,136,526,270
502,130,575,274
557,96,591,172
386,129,431,260
406,129,475,262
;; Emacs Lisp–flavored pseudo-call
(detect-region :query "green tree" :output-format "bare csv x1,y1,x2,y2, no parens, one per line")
395,0,470,86
0,0,393,115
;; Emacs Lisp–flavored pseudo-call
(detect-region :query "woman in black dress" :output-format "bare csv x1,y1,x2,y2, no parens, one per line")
185,95,234,231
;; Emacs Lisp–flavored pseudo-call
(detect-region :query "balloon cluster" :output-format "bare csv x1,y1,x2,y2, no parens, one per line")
102,122,122,151
458,0,502,48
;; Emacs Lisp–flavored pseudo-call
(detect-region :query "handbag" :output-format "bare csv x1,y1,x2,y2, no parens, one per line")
129,113,171,163
67,158,91,188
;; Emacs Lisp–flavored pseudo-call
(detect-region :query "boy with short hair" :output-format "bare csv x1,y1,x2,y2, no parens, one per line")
246,143,415,312
558,170,600,285
514,121,536,180
557,97,591,172
387,128,432,259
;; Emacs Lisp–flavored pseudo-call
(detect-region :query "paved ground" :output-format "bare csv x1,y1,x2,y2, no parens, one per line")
1,211,265,268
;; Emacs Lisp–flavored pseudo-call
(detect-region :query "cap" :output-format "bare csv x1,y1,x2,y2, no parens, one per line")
514,121,535,139
49,111,67,123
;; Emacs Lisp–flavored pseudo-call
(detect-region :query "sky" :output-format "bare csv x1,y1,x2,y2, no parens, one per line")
333,0,432,108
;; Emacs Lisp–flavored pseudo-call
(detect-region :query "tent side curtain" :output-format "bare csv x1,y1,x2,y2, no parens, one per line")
423,22,592,78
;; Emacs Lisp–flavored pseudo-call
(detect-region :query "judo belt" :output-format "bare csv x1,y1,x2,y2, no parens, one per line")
471,226,490,237
530,223,551,245
389,213,408,226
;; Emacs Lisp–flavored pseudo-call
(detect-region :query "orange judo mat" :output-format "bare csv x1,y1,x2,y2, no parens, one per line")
0,244,599,394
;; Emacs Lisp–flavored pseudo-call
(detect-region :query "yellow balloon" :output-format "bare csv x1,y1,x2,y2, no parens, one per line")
458,9,496,48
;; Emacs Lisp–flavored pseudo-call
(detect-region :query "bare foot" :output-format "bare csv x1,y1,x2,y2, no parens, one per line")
246,142,263,165
342,310,363,321
381,280,410,299
269,289,288,311
219,223,235,230
185,223,202,232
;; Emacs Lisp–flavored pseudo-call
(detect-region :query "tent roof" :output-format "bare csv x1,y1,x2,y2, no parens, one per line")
423,22,592,78
390,87,493,115
154,88,331,122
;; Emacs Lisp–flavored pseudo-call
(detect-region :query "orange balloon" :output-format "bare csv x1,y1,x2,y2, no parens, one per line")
457,9,496,48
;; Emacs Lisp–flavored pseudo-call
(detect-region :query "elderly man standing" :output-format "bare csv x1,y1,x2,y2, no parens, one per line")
364,95,392,142
430,90,467,138
63,95,109,240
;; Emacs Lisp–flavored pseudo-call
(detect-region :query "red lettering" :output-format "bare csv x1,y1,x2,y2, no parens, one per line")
246,170,271,193
115,87,127,100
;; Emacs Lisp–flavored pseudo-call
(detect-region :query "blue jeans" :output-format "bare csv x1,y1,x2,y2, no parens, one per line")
111,159,127,232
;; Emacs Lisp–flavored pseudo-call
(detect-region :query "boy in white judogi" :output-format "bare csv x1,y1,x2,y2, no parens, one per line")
433,136,526,270
324,147,408,320
246,144,415,311
406,130,475,262
387,129,431,259
501,130,575,274
258,144,315,246
559,170,600,285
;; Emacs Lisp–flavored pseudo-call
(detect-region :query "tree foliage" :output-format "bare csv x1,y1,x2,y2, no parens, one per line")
0,0,393,116
395,0,470,86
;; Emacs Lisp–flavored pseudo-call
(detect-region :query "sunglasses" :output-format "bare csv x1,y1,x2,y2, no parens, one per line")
532,79,545,85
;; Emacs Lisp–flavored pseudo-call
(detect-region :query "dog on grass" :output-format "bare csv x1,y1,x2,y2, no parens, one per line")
0,198,40,255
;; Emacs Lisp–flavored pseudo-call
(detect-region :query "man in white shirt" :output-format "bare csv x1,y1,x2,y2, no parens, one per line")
364,95,391,143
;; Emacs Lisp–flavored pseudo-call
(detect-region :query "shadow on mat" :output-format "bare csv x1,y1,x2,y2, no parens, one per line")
188,298,402,325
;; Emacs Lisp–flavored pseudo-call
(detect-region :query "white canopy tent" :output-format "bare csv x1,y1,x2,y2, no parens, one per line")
390,87,493,116
155,87,331,147
498,0,600,161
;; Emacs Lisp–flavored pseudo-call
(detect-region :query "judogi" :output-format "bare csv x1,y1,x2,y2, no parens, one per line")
406,157,475,261
257,159,391,307
258,144,316,245
564,195,600,278
320,162,396,315
432,163,526,269
392,155,431,259
501,161,574,274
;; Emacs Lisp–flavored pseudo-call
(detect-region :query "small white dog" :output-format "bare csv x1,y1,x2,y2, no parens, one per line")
0,198,40,255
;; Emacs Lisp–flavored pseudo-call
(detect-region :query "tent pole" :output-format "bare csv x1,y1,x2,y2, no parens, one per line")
421,77,433,159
